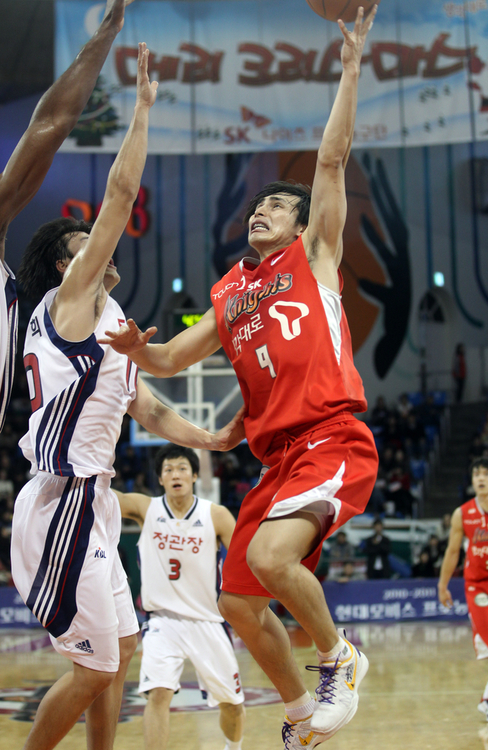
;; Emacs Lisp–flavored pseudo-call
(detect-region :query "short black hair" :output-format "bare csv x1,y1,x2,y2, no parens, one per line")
154,444,200,479
470,457,488,477
243,180,311,226
17,217,92,301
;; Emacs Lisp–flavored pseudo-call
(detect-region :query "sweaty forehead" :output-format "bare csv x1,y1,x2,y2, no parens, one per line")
257,193,299,208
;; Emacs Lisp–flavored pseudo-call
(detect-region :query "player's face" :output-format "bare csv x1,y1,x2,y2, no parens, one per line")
159,457,198,501
248,193,305,257
472,466,488,497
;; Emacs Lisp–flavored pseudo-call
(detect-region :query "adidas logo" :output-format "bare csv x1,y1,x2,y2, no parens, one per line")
192,520,203,527
75,639,94,654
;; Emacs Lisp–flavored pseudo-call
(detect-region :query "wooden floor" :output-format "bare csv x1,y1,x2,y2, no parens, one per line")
2,620,488,749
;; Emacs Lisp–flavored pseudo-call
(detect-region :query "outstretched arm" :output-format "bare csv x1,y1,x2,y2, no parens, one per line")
0,0,135,260
99,307,222,377
438,507,463,608
302,5,377,289
128,377,245,452
113,488,151,527
52,42,158,340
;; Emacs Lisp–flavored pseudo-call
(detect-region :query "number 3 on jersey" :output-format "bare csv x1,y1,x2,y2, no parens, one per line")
255,344,276,378
169,559,181,580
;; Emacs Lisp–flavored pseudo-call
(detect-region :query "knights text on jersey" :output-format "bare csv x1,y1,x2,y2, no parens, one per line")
211,236,367,461
138,495,223,622
461,497,488,583
0,261,18,432
19,288,138,477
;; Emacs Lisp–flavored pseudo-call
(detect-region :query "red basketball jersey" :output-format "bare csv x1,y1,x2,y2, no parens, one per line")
211,236,367,461
461,497,488,583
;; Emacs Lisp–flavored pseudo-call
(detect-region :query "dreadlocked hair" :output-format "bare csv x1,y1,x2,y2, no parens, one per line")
17,217,92,301
243,180,311,226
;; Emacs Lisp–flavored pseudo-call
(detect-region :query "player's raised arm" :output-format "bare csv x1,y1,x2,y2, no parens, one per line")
438,507,464,608
0,0,134,261
52,43,158,339
99,307,222,378
302,5,377,286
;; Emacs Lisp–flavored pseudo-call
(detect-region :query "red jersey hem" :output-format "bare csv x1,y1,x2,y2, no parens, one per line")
221,580,273,598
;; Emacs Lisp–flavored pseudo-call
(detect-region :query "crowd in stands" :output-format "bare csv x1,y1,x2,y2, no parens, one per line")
365,391,445,519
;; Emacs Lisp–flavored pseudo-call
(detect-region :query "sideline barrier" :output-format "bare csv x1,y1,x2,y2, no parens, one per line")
0,577,468,629
0,588,39,628
323,578,467,623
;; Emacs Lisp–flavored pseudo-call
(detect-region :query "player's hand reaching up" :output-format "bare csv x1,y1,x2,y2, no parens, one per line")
137,42,158,109
339,4,377,73
99,318,157,354
103,0,136,32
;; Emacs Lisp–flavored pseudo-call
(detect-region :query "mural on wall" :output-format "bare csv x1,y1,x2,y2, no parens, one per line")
211,150,412,380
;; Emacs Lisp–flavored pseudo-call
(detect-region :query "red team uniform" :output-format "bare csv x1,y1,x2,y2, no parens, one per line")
461,497,488,658
211,236,378,597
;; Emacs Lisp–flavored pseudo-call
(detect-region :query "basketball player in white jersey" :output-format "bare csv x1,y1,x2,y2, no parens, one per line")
115,443,245,750
0,0,134,432
11,45,244,750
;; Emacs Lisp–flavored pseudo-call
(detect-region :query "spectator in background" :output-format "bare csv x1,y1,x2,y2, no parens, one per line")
402,413,427,458
452,343,466,404
363,520,391,579
396,393,412,421
421,534,442,575
337,560,365,583
328,531,356,563
371,395,390,430
412,550,436,578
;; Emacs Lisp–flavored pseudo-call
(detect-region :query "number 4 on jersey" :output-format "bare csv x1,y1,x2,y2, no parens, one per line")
255,344,276,378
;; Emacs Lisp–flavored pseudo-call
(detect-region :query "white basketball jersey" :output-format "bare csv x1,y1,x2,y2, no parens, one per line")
19,288,138,477
0,261,18,432
138,495,223,622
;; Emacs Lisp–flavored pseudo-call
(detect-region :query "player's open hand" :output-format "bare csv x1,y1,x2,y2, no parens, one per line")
137,43,159,109
98,318,157,354
209,405,246,452
339,4,377,73
104,0,136,33
437,584,453,609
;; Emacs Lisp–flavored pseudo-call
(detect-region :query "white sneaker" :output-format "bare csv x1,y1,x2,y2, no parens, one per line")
307,638,369,739
478,699,488,719
281,714,326,749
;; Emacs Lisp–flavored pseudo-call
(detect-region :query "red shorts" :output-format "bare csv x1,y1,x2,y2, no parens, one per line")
221,415,378,597
465,580,488,659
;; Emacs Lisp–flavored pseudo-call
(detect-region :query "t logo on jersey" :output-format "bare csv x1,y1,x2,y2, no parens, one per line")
268,302,310,340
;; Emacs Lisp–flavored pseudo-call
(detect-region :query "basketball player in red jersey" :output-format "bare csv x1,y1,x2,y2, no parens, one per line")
101,6,378,747
0,0,135,432
439,458,488,719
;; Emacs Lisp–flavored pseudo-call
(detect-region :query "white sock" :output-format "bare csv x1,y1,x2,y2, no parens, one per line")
224,740,242,750
285,691,315,722
483,679,488,701
317,636,351,664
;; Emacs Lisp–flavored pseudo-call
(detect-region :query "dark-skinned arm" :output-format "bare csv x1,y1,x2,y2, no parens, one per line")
0,0,134,258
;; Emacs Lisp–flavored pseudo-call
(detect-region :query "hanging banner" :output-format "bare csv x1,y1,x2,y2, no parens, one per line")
55,0,488,153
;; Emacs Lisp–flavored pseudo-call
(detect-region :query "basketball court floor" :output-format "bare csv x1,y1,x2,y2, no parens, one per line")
1,620,487,749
